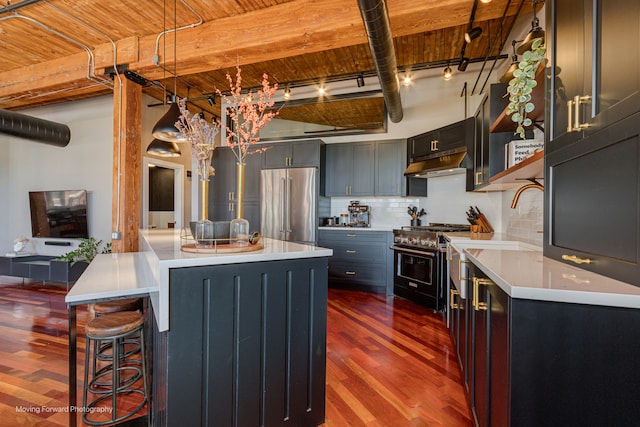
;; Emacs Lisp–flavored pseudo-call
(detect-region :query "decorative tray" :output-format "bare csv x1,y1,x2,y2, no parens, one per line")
180,242,263,253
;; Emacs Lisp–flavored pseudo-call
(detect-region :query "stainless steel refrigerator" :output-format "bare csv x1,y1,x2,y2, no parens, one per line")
260,167,317,245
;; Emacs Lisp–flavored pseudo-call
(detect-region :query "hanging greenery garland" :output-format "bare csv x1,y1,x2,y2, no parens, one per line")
506,38,546,139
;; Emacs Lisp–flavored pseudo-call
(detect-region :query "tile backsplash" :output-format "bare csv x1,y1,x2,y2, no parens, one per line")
328,173,543,241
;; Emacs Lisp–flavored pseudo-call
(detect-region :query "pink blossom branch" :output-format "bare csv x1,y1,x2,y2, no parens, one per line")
217,66,279,164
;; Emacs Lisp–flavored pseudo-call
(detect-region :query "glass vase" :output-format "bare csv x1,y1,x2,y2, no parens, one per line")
230,217,249,247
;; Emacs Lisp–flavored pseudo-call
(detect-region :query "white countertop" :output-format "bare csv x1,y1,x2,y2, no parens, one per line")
65,252,159,304
66,229,332,332
452,236,640,309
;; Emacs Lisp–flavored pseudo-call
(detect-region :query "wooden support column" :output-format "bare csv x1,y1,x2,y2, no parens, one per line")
111,77,142,253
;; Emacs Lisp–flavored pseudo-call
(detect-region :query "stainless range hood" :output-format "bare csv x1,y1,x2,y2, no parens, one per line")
404,147,468,178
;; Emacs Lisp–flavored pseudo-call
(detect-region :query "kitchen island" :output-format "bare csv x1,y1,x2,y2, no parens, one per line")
67,229,332,427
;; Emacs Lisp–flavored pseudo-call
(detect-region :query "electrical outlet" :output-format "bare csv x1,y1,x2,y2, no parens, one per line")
111,231,122,240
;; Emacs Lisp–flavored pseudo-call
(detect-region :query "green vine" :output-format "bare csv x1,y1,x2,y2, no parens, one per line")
506,38,546,139
56,237,111,265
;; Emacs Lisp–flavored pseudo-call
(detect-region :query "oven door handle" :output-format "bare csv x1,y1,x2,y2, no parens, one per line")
389,246,437,257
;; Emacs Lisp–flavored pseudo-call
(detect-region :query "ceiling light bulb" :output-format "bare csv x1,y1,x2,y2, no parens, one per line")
480,0,492,3
283,87,291,99
403,75,412,86
318,87,325,95
443,66,453,81
356,75,365,87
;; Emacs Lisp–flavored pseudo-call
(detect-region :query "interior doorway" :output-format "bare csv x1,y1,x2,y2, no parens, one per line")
142,157,184,229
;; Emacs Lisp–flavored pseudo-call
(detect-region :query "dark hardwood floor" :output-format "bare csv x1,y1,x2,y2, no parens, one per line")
0,279,471,426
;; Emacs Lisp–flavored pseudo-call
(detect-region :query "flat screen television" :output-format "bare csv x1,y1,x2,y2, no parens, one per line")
29,189,89,238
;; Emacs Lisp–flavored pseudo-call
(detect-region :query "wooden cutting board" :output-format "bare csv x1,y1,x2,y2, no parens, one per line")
181,242,264,254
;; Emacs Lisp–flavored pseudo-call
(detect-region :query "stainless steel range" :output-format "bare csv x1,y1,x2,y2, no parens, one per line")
391,223,470,310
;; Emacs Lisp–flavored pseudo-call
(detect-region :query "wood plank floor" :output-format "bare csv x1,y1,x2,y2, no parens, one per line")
0,280,471,426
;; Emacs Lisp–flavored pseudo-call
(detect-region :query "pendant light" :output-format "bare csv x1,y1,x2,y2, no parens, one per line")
147,138,181,157
443,63,453,81
152,0,186,142
517,0,545,54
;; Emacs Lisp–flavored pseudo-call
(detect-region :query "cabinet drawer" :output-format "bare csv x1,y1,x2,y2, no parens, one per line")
329,242,386,262
319,230,387,243
328,261,384,284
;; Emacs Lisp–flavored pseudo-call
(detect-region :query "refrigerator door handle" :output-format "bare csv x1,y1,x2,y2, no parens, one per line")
280,177,287,235
287,176,293,233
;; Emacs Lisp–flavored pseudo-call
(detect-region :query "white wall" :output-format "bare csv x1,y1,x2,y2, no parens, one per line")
0,96,113,256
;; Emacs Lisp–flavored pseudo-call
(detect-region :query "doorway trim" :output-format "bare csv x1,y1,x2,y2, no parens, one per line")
142,156,185,229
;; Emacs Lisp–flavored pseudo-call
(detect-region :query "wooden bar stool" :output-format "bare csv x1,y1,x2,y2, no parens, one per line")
93,298,143,316
91,298,144,378
82,311,148,426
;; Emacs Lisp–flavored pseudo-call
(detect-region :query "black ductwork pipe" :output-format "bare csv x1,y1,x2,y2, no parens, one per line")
357,0,403,123
0,109,71,147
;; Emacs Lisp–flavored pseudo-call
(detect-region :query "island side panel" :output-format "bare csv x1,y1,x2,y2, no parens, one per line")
153,257,328,427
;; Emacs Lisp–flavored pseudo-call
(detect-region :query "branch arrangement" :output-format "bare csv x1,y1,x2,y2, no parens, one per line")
217,66,279,164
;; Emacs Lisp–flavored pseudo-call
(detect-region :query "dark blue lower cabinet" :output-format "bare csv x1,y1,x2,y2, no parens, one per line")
153,257,328,426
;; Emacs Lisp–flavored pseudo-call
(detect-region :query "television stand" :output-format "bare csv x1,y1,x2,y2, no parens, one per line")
0,255,88,288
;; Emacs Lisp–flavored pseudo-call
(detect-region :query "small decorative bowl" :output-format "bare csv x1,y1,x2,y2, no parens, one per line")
190,221,230,245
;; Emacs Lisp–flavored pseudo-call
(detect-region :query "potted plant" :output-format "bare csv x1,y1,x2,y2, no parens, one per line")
506,38,546,139
52,238,111,284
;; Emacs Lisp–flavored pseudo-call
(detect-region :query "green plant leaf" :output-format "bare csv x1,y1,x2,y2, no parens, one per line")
523,118,532,126
531,38,543,50
525,102,535,113
511,112,521,122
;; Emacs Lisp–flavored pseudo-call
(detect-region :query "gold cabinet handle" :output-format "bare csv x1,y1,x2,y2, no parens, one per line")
570,95,592,132
566,99,574,133
450,289,459,309
472,277,491,311
345,249,357,254
345,271,356,275
431,139,439,151
475,171,482,185
562,254,593,265
346,233,357,237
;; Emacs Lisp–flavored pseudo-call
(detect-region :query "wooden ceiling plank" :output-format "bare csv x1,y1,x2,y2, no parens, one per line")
0,0,524,109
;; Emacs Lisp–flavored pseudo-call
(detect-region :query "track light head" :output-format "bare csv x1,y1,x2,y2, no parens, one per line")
356,74,365,87
283,86,291,99
464,27,482,43
207,95,216,106
457,57,469,72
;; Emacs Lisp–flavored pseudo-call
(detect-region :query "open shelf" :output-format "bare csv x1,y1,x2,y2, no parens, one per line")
489,61,546,134
481,149,544,191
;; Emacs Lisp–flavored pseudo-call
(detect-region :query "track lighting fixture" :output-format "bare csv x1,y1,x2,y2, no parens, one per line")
443,65,453,81
480,0,492,3
500,39,521,83
402,74,412,86
464,27,482,43
356,74,365,87
318,86,326,95
517,0,545,54
283,86,291,99
146,138,181,157
207,95,216,106
458,57,469,72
